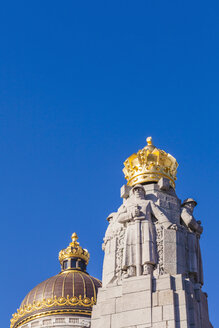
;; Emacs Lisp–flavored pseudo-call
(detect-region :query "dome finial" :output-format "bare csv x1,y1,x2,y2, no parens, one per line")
59,233,90,269
71,232,79,245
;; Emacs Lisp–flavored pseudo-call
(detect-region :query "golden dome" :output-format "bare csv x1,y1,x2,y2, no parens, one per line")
123,137,178,188
11,234,101,328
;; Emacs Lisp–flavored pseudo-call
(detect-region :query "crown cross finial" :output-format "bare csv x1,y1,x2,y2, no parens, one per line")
71,232,78,242
71,232,79,247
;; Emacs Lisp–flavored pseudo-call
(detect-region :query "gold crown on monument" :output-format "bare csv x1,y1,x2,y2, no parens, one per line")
59,233,90,265
123,137,178,188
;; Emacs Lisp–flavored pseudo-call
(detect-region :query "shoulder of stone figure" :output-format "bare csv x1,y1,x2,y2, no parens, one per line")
117,204,127,213
118,199,136,213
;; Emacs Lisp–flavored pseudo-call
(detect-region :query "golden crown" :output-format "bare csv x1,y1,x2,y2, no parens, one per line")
123,137,178,188
59,233,90,265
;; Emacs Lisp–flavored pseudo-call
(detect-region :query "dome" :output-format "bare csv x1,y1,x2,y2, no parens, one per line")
11,234,102,328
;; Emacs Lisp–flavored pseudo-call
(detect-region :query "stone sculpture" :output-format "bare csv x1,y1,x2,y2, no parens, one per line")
92,137,212,328
181,198,203,285
117,184,173,277
102,210,124,285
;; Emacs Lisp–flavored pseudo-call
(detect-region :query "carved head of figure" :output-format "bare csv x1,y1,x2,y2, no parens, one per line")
132,184,145,200
181,198,197,213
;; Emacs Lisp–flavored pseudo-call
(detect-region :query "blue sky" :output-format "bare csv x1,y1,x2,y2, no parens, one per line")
0,1,218,326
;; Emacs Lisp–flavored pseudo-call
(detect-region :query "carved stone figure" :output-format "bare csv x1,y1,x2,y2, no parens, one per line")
181,198,203,285
102,212,118,248
102,211,124,286
117,185,173,277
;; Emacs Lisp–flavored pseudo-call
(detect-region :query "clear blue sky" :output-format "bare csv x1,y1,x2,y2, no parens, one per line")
0,1,218,326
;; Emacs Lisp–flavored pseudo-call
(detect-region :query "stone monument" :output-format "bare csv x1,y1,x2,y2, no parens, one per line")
91,137,212,328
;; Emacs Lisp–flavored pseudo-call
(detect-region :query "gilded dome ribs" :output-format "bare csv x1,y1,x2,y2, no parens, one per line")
72,272,75,297
62,270,70,297
78,272,86,298
87,274,97,301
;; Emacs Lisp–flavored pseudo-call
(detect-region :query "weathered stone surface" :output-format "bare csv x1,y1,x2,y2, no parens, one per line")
105,284,122,299
91,305,100,319
152,306,162,322
121,308,151,327
152,322,167,328
158,290,174,305
100,299,116,316
152,291,158,306
122,290,151,311
156,275,172,291
163,304,175,321
158,177,170,191
122,276,151,294
91,180,212,328
111,313,123,328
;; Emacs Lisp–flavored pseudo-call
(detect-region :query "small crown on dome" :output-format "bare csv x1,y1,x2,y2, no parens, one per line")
59,233,90,266
123,137,178,188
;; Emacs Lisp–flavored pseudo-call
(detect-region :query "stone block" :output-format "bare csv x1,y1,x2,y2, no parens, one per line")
152,322,167,328
167,320,176,328
116,297,123,313
152,291,158,306
158,177,170,191
156,275,171,291
175,321,188,328
99,315,111,328
158,290,174,305
164,228,176,242
173,275,185,291
91,305,100,319
152,306,162,322
175,305,187,322
91,318,101,328
144,184,158,192
111,313,123,328
164,242,177,263
101,298,116,316
163,247,177,274
105,284,122,299
122,276,151,294
163,304,175,321
122,290,151,311
95,287,107,302
121,308,151,327
174,290,186,305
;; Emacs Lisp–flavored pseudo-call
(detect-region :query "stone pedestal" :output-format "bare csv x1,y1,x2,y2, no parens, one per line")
91,274,212,328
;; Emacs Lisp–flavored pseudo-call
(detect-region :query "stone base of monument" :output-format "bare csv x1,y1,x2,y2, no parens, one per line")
91,274,212,328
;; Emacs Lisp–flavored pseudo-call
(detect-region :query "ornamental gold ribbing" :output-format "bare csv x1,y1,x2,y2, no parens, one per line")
123,137,178,188
10,295,95,328
59,233,90,265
